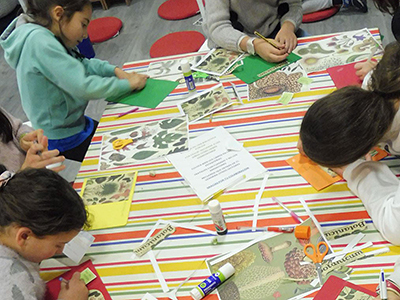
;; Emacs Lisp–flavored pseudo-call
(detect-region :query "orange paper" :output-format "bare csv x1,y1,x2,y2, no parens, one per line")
287,147,388,191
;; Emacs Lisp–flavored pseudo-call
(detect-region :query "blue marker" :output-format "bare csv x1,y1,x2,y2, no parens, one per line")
190,263,235,300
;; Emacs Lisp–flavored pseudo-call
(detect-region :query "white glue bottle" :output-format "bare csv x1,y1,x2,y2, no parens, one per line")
180,59,196,94
190,263,235,300
208,200,228,235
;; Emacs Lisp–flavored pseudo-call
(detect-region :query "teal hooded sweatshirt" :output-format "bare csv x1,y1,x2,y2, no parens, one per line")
0,17,131,142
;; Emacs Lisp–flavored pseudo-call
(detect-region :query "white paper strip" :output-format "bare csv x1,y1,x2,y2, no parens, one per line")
141,293,158,300
160,219,217,236
324,241,374,260
252,172,270,231
332,232,365,262
63,231,95,264
299,197,334,253
148,250,169,293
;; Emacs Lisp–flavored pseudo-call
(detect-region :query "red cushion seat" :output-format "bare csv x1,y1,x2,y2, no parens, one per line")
150,31,206,58
302,6,340,23
88,16,122,43
158,0,199,20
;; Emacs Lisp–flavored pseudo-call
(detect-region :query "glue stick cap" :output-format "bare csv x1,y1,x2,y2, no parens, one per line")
208,199,222,214
190,288,203,300
294,225,311,239
219,262,235,278
180,59,191,73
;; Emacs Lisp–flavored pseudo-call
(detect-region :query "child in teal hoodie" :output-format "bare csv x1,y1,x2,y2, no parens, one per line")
0,0,148,162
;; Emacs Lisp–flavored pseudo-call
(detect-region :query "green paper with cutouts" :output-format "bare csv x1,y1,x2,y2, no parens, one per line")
232,53,301,84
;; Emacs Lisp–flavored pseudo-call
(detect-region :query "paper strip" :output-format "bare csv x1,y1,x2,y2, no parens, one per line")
210,234,269,265
252,172,270,231
332,232,365,262
299,197,334,253
148,250,169,293
133,224,176,257
324,220,367,241
141,293,158,300
159,219,217,236
324,241,373,260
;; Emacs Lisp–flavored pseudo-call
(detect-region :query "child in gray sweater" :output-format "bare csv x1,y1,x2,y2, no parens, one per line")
0,167,89,299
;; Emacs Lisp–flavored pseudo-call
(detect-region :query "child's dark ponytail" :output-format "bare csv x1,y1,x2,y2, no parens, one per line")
0,168,89,236
27,0,91,27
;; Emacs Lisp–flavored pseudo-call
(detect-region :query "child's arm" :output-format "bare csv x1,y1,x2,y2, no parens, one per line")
343,159,400,245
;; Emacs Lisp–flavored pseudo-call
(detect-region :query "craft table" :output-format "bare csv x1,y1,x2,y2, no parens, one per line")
40,28,400,300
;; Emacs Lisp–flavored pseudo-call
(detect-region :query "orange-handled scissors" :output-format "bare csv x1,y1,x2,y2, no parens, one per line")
112,138,134,150
304,241,329,286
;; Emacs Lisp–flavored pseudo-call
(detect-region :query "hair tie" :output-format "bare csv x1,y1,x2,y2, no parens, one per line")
0,171,14,188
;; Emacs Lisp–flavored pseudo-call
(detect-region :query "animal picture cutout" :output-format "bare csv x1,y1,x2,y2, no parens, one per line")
191,48,244,76
99,117,188,170
178,84,232,123
248,62,309,101
293,28,383,73
207,219,350,300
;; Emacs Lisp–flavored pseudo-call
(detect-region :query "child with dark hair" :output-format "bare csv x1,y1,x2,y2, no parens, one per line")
0,108,65,172
0,166,89,299
299,42,400,245
0,0,149,162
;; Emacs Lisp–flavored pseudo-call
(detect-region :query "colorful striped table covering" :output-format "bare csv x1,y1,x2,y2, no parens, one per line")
40,29,400,300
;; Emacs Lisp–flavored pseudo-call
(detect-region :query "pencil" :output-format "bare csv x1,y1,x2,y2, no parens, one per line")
59,277,69,284
272,197,303,224
254,31,280,49
117,107,139,118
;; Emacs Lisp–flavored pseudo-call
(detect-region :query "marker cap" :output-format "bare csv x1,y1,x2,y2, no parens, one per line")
294,225,311,239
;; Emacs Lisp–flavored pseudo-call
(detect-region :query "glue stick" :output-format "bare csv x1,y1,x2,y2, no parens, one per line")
208,200,227,235
190,263,235,300
180,59,196,94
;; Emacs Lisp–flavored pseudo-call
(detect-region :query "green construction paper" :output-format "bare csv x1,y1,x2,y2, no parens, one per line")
278,92,294,105
80,268,96,285
106,78,179,109
297,76,314,85
232,53,302,84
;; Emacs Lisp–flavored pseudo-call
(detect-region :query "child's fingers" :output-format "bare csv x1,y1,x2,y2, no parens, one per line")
35,129,44,144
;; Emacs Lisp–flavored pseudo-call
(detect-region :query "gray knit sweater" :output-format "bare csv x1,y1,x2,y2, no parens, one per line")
0,243,46,300
204,0,303,51
0,110,31,172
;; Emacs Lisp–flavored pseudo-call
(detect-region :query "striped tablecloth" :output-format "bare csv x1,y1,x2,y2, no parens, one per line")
40,28,400,300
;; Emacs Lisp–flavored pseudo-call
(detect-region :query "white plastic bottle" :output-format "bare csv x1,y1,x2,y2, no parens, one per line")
180,59,196,94
190,263,235,300
208,200,227,235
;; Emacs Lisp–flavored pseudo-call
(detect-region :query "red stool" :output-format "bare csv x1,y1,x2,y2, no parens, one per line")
150,31,206,58
302,6,340,23
158,0,200,20
88,17,122,43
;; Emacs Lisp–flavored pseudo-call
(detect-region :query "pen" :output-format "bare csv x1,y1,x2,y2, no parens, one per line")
380,269,388,300
254,31,280,50
236,226,295,233
272,197,303,224
117,107,139,118
203,175,246,203
59,277,69,284
229,82,244,105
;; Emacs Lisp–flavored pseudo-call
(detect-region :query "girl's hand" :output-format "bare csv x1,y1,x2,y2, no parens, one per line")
374,290,400,300
354,60,377,80
254,38,289,63
19,129,45,152
275,22,297,53
127,72,148,91
58,272,88,300
115,67,148,90
21,136,65,172
330,165,348,177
